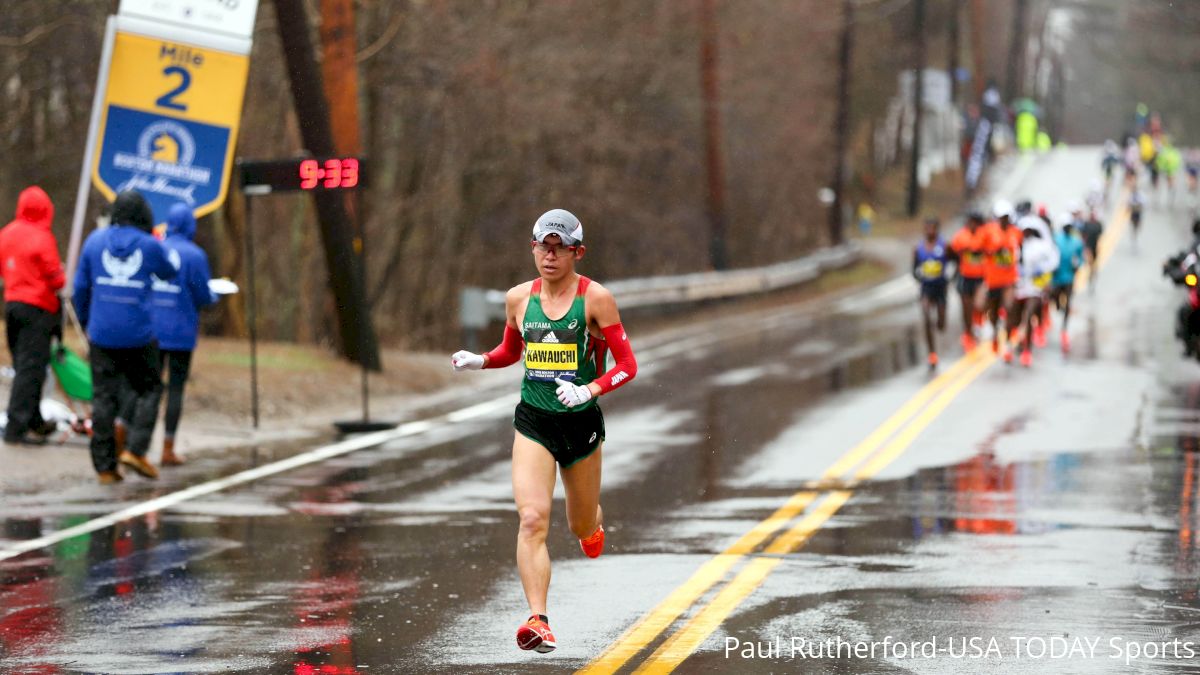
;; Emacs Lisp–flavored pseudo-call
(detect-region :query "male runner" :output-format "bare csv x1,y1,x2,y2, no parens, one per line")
1129,187,1144,251
1079,206,1104,292
1050,214,1084,352
913,217,950,367
450,209,637,654
1186,148,1199,197
1016,203,1057,347
949,211,988,351
1101,140,1120,190
1012,225,1058,367
983,200,1022,359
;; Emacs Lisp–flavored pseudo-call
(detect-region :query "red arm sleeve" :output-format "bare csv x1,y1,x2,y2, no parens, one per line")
483,324,524,369
594,322,637,395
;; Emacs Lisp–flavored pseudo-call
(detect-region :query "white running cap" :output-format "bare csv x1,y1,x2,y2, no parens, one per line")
992,199,1014,219
532,209,583,246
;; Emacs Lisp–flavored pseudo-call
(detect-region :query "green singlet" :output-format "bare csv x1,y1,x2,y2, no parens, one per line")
520,276,603,413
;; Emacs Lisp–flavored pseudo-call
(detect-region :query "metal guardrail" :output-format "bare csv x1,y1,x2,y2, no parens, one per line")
459,242,862,344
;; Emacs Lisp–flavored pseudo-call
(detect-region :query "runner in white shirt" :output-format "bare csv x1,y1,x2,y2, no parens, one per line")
1015,207,1059,347
1012,224,1060,367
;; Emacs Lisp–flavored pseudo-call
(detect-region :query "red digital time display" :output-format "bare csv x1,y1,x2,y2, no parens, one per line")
299,157,361,190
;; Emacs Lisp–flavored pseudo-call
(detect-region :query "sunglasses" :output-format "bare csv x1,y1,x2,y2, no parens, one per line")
531,241,578,256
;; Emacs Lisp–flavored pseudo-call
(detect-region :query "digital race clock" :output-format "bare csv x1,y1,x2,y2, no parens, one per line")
238,156,366,193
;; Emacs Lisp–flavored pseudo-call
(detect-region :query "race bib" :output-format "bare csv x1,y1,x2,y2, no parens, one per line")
965,251,984,265
920,260,944,279
1033,272,1051,289
523,328,578,382
994,249,1014,267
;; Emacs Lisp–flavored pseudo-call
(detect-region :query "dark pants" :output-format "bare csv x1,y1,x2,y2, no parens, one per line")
118,349,192,437
90,343,161,473
160,350,193,436
5,302,56,440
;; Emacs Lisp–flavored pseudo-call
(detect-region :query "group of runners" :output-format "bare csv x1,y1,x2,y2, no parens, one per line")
1101,109,1200,207
443,191,1123,656
913,197,1102,368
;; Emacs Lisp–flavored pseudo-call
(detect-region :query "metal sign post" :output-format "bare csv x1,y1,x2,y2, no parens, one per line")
242,183,270,429
237,157,388,433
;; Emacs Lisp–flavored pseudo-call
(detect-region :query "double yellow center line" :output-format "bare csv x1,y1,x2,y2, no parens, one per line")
579,348,996,674
581,192,1131,674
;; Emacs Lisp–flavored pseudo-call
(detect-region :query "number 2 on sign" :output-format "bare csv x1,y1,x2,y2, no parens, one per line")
155,66,191,111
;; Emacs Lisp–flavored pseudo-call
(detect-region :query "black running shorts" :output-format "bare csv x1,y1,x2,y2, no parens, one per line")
955,275,984,295
514,401,605,467
920,281,947,304
986,286,1011,307
1049,283,1073,308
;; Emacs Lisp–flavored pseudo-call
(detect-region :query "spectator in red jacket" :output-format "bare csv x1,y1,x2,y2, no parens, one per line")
0,186,65,445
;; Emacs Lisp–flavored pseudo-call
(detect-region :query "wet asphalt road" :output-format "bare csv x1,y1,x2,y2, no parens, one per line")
4,149,1200,674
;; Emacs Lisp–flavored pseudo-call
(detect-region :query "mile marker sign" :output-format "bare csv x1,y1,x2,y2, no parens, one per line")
89,0,260,227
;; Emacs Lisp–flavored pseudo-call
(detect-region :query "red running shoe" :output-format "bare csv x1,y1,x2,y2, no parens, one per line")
580,524,605,558
1060,330,1070,353
517,615,557,653
928,352,939,369
1020,349,1033,367
961,334,977,352
1033,325,1047,348
1002,348,1013,364
992,337,1000,354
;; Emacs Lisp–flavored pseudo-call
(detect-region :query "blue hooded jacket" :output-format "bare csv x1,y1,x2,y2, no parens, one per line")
73,214,177,349
151,203,217,351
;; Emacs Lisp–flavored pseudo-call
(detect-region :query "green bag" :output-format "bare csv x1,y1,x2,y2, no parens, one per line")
50,345,92,402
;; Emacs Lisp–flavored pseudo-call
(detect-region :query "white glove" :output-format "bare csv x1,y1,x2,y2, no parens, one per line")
555,377,593,408
451,350,485,371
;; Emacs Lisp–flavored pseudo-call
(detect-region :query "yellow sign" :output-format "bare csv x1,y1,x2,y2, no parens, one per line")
525,344,579,371
91,30,250,223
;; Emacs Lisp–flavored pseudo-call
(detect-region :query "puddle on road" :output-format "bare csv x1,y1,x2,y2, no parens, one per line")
677,445,1200,674
0,303,932,673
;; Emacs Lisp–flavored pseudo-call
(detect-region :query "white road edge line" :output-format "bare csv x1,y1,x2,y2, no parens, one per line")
0,393,521,562
0,154,1046,564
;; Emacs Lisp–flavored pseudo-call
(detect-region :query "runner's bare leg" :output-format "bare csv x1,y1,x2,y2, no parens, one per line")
921,297,936,356
562,445,603,540
513,433,558,615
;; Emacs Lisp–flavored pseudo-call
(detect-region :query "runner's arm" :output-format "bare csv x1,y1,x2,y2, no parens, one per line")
482,324,523,368
586,284,637,397
482,285,528,368
451,285,525,371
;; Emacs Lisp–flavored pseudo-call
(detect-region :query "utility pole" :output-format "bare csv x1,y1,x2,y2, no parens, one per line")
320,0,362,172
949,0,962,107
1005,0,1028,101
969,0,986,101
907,0,926,217
319,0,363,237
699,0,729,271
271,0,380,369
829,0,854,245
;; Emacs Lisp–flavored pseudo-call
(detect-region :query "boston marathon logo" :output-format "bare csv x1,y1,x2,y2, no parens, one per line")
99,249,145,288
152,248,183,293
113,120,210,206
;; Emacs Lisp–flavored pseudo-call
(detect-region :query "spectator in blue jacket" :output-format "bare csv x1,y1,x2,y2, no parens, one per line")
148,202,217,465
73,190,176,484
